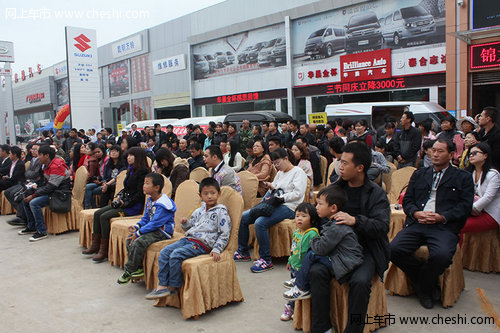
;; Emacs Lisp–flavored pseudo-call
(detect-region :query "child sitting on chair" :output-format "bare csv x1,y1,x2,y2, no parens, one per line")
117,173,176,284
283,185,363,301
145,177,231,300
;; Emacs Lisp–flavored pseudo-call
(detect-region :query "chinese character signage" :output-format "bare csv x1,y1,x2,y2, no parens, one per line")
308,112,328,124
152,54,186,75
108,60,129,97
112,34,142,58
292,0,446,86
216,92,260,104
53,61,67,79
65,26,101,130
26,92,45,104
471,42,500,70
340,49,391,82
192,23,286,80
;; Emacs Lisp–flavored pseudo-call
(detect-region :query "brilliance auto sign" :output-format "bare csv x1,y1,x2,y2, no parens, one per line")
340,49,391,82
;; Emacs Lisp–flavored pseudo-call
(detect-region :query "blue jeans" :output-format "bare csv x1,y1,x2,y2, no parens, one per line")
157,238,208,288
237,204,295,262
295,249,332,291
84,183,102,209
24,195,49,234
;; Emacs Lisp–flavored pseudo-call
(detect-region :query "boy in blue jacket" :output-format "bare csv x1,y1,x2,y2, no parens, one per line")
117,173,176,284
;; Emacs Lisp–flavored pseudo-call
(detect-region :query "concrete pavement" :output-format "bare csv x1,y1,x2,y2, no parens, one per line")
0,215,498,332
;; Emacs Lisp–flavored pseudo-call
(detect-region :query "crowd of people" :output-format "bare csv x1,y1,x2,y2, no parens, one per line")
3,105,500,333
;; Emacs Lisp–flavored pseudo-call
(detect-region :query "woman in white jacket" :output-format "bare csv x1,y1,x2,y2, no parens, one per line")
460,142,500,246
234,148,308,273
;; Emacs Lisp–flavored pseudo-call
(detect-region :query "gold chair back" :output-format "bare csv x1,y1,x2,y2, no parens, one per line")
173,180,201,233
383,162,397,194
237,170,259,210
218,186,244,254
326,161,335,186
159,174,173,197
72,166,88,203
320,155,328,186
388,166,415,204
115,170,128,194
189,167,210,183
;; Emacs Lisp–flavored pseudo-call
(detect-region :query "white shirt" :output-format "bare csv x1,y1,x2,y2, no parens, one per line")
223,152,242,172
423,165,449,213
272,166,307,211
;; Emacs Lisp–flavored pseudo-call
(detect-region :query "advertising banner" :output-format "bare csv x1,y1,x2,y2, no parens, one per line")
472,0,500,30
108,60,129,97
192,23,286,80
131,54,150,93
152,54,186,75
65,26,101,130
56,78,69,106
292,0,446,86
0,41,14,63
112,34,143,58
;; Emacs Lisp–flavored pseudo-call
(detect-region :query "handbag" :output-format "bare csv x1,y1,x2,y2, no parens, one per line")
49,189,72,213
249,188,284,219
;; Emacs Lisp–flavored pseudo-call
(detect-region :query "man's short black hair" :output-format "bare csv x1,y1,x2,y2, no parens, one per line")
0,144,10,154
154,123,161,128
105,128,113,134
10,146,22,158
482,106,498,123
384,122,396,129
268,137,281,146
38,144,55,159
435,138,456,152
329,137,345,154
342,141,372,174
189,142,202,151
145,172,164,193
253,124,262,132
148,136,156,142
166,124,173,129
403,111,415,122
262,121,270,127
290,120,299,127
422,139,436,150
199,177,220,193
71,128,78,132
318,185,347,211
418,118,433,133
206,145,223,160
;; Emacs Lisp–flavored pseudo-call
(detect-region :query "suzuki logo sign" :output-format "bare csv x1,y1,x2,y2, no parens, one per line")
74,34,91,52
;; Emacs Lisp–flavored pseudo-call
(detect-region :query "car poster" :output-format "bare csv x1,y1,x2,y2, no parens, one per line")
192,23,286,80
108,60,130,97
292,0,446,86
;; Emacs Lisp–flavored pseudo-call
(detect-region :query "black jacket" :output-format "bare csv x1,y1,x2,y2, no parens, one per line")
3,160,25,187
130,130,142,142
334,178,391,279
393,126,422,163
0,157,12,176
479,124,500,171
122,167,149,209
213,132,227,147
310,219,364,281
188,154,207,171
403,165,474,234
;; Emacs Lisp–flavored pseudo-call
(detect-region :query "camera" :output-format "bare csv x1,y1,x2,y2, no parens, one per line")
111,199,122,209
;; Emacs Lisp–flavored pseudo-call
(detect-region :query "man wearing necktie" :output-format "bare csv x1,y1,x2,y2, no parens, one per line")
390,139,474,309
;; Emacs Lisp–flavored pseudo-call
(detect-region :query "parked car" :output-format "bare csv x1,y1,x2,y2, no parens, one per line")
214,52,228,68
382,5,436,46
226,51,235,64
257,38,278,66
270,38,286,66
224,110,292,130
204,54,217,73
247,42,264,63
345,11,383,53
238,46,253,64
304,26,345,59
193,54,209,79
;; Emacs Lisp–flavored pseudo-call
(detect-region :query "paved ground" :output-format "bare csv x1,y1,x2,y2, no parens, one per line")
1,215,498,332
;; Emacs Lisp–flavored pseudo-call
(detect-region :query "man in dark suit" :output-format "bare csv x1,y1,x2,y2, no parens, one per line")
154,123,167,146
129,124,142,142
0,146,25,192
0,144,12,176
477,106,500,170
390,138,474,309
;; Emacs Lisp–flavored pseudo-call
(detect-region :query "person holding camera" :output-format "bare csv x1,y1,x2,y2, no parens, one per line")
83,143,108,209
82,147,150,262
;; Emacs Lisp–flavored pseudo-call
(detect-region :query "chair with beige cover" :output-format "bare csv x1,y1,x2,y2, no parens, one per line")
143,179,200,289
461,228,500,273
326,161,335,186
44,164,87,234
147,157,152,168
153,185,244,319
79,170,127,248
269,165,277,182
294,276,387,333
240,157,246,170
237,170,259,211
387,166,415,204
108,175,172,268
189,167,210,183
382,162,397,194
1,191,16,215
384,245,465,308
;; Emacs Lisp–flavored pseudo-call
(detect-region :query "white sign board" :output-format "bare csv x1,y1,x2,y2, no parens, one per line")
152,54,186,75
65,26,101,130
0,68,12,76
0,41,14,63
112,34,142,58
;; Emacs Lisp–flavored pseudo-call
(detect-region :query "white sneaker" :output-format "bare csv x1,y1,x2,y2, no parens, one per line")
283,285,311,300
283,277,295,289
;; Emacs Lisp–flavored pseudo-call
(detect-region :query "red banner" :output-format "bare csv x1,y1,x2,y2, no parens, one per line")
340,49,391,82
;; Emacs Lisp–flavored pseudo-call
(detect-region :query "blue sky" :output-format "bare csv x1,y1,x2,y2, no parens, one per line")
0,0,225,74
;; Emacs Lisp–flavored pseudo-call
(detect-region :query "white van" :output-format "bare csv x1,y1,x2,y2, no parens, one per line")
323,102,452,131
124,119,178,132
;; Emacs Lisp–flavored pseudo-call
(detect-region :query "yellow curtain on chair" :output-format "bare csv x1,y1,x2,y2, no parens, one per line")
387,166,415,204
189,167,210,183
237,170,259,211
461,228,500,273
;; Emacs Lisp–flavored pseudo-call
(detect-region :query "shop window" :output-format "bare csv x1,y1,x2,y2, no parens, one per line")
255,99,275,111
281,98,288,114
295,97,306,122
312,95,341,113
132,98,152,121
390,89,428,102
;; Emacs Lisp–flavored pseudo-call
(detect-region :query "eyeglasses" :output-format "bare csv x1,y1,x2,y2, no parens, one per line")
272,159,282,168
470,151,484,157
